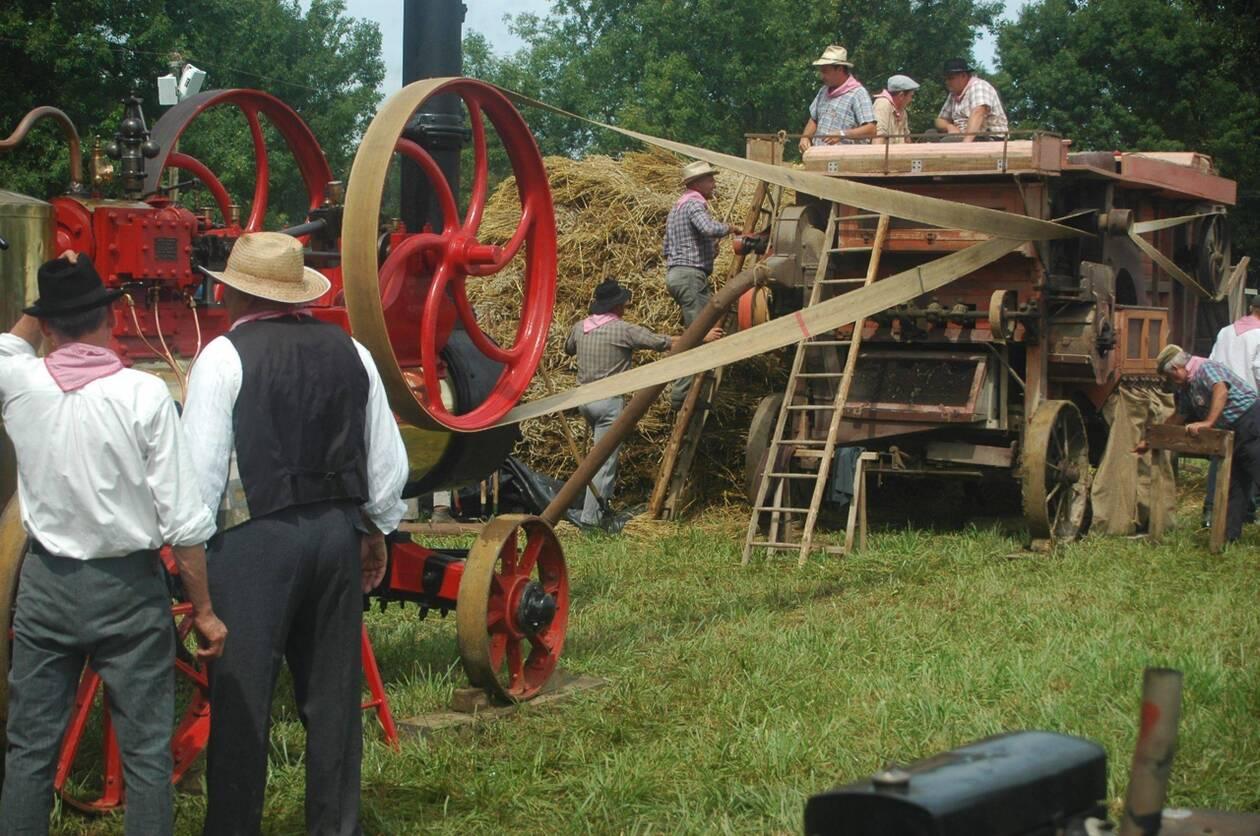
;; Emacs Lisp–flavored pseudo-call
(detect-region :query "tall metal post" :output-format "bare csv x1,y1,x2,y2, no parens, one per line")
401,0,468,233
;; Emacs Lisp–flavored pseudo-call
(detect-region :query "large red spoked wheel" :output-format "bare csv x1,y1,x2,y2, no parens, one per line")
142,88,335,232
456,516,568,702
343,77,557,432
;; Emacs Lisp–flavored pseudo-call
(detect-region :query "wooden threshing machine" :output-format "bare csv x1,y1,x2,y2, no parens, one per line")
0,75,568,811
741,133,1246,557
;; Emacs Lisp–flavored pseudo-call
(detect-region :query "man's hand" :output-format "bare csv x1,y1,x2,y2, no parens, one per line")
798,136,811,154
1133,440,1150,455
703,326,724,343
193,611,228,660
60,249,79,263
822,134,841,145
1186,420,1211,437
361,532,388,593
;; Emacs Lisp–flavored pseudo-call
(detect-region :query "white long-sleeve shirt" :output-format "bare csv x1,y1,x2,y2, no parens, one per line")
0,333,216,558
1209,321,1260,392
181,332,408,534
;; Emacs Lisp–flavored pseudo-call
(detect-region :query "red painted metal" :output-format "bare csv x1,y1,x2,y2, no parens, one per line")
360,626,399,749
485,524,568,700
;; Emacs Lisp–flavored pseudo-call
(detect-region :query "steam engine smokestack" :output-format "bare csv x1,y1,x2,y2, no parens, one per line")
401,0,468,234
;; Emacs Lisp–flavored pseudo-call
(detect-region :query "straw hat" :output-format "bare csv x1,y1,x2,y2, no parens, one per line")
812,45,854,67
681,160,719,185
200,232,331,304
1155,343,1184,374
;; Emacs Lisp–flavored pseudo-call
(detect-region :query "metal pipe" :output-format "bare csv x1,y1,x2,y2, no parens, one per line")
1119,667,1182,836
542,264,763,524
0,107,84,191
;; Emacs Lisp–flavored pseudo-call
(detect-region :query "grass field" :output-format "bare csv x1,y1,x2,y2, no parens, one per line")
49,469,1260,834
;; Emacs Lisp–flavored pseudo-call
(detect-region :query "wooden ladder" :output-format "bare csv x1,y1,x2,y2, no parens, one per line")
649,181,783,520
742,208,890,566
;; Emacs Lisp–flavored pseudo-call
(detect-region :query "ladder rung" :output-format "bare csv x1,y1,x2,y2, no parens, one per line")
818,278,868,285
786,404,835,411
824,246,874,254
792,449,827,458
794,372,846,378
749,541,804,550
765,472,818,479
755,505,812,513
778,438,829,446
801,340,851,347
842,213,883,221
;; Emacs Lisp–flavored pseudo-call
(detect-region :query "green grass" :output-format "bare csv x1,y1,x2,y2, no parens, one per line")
50,478,1260,834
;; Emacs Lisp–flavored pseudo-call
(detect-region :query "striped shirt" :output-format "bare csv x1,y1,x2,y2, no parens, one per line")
938,76,1008,134
1177,359,1259,428
663,197,730,273
564,319,672,384
809,84,876,144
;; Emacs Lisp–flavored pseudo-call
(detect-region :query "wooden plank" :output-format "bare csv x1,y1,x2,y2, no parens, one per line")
924,440,1014,468
1145,425,1232,458
396,672,607,739
398,521,484,536
1118,154,1237,205
1210,447,1232,554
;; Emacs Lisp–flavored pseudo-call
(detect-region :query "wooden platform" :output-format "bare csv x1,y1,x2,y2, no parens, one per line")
395,671,607,739
802,136,1066,176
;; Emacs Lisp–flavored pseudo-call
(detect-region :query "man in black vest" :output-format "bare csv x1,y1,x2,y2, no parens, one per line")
182,232,408,835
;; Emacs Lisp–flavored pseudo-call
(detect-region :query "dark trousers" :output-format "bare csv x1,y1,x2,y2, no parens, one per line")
1226,404,1260,542
202,501,363,836
0,550,173,836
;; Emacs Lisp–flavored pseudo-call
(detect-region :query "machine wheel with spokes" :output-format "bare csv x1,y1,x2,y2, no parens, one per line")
1021,399,1092,543
456,515,568,703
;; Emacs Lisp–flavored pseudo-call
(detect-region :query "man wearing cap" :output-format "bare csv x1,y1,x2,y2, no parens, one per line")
0,253,225,835
181,232,408,834
1203,296,1260,523
565,279,722,528
873,75,920,144
1137,345,1260,542
935,58,1008,141
798,45,877,153
664,160,736,410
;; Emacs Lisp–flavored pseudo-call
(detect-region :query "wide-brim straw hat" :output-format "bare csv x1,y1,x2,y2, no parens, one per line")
681,160,720,186
812,45,854,67
200,231,331,304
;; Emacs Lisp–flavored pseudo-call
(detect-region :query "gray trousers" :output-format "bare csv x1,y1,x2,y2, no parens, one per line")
202,500,363,836
666,266,712,410
1,550,174,836
578,397,625,526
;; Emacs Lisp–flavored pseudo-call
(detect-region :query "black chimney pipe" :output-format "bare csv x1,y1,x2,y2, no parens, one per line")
401,0,469,234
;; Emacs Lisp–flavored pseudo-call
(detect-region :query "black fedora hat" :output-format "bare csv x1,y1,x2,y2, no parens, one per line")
24,255,124,317
943,57,974,75
589,278,632,314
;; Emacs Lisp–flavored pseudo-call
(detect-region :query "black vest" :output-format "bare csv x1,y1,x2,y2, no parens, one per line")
224,317,369,521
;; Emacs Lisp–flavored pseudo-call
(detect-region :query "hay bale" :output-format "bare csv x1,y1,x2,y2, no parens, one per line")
468,149,786,507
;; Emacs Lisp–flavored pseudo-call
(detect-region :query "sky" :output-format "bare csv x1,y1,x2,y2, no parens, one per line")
342,0,1032,94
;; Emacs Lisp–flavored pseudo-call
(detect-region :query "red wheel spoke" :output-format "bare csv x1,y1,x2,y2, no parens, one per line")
462,98,489,233
450,278,515,364
379,232,444,310
167,152,233,222
486,604,508,633
500,530,519,574
506,638,524,687
517,536,543,576
396,138,459,231
530,629,554,655
418,260,454,411
242,106,270,232
469,201,536,276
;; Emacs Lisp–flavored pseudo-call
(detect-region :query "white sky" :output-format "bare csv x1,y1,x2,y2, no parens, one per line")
340,0,1031,93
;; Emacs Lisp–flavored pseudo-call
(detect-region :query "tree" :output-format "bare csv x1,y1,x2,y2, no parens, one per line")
995,0,1260,256
0,0,383,228
465,0,1002,159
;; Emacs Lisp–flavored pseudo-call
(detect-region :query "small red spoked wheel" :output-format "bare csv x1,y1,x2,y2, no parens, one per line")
343,77,557,432
143,88,334,232
456,515,568,702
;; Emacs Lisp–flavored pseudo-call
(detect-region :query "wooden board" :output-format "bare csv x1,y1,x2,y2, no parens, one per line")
1145,424,1232,458
1118,154,1237,204
395,672,607,739
802,137,1065,176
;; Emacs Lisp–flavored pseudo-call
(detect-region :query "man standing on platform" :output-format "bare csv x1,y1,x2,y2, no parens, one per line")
663,160,736,410
0,253,225,836
565,279,721,528
798,45,877,150
873,74,920,144
1137,344,1260,543
182,232,408,835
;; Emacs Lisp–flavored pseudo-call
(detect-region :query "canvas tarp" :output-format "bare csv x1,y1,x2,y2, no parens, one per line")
1090,385,1176,534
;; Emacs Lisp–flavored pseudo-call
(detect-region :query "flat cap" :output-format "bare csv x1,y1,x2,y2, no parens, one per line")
1155,343,1183,374
887,74,920,92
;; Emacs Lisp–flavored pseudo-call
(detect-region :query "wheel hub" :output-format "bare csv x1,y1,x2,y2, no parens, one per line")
513,580,557,636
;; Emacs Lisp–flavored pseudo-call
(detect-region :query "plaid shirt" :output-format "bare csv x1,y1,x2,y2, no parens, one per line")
809,84,876,144
937,76,1009,134
564,318,672,384
1177,359,1259,428
663,198,730,273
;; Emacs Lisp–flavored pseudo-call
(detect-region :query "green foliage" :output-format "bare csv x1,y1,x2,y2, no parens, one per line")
466,0,1002,158
0,0,382,228
995,0,1260,256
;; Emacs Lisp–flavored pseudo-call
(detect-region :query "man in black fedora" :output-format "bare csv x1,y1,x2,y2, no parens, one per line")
0,252,225,835
564,278,721,529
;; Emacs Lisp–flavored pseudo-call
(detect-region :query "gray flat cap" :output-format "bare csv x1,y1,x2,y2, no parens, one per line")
887,74,920,92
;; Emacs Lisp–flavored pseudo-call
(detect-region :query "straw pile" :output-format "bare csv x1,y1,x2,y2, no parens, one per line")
468,149,786,507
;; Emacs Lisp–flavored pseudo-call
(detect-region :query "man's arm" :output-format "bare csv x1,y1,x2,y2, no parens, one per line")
799,118,818,153
961,105,990,142
6,315,42,351
846,121,877,140
170,544,227,658
564,327,577,356
1186,381,1229,435
353,341,410,591
181,338,240,513
686,202,731,239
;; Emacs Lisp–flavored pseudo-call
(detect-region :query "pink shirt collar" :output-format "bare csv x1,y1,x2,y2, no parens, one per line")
1234,314,1260,336
582,312,621,334
826,75,862,98
43,342,124,392
230,307,314,330
674,189,707,209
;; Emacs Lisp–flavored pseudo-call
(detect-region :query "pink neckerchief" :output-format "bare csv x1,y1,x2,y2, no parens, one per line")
230,307,314,331
874,89,895,106
582,313,620,334
1186,356,1207,377
674,189,706,209
826,75,862,98
1235,314,1260,336
951,76,975,103
44,342,124,393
